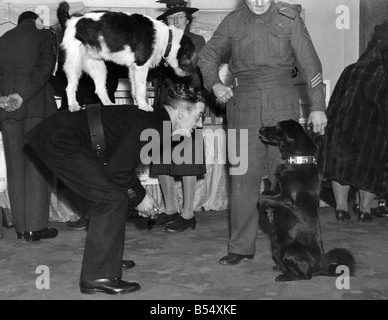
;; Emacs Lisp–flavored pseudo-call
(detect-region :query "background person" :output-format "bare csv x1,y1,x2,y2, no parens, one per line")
149,0,207,233
198,0,327,265
0,11,58,242
324,22,388,223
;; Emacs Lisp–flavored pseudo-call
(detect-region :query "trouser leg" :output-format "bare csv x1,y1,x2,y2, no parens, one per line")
2,118,52,232
24,117,52,231
2,119,26,232
228,129,269,255
226,84,292,256
37,148,128,280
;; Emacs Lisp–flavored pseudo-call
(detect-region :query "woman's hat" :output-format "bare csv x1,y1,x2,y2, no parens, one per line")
156,0,199,21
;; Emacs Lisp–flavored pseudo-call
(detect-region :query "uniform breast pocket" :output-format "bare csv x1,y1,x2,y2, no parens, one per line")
229,34,249,62
268,26,292,58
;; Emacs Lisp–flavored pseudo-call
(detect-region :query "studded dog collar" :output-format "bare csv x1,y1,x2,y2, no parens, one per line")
287,156,317,165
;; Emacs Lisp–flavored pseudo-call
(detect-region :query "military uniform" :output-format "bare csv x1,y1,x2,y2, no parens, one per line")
0,19,57,234
198,1,325,256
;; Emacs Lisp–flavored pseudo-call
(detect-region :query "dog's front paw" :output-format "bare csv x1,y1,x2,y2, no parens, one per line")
273,264,282,271
138,103,154,112
275,273,311,282
68,103,81,112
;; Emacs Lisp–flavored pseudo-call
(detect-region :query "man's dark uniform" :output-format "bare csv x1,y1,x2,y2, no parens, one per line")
0,19,57,234
26,105,168,280
198,1,326,257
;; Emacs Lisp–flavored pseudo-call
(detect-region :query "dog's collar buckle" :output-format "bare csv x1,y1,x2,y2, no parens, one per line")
163,29,173,60
287,156,317,165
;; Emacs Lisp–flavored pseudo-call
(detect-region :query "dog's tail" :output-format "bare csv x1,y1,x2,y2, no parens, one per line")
57,1,70,31
320,248,356,277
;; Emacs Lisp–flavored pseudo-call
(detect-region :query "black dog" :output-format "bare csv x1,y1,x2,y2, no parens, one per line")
258,119,355,282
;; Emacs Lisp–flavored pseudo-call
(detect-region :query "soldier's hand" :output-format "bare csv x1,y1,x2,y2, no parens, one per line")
308,111,327,135
212,83,233,104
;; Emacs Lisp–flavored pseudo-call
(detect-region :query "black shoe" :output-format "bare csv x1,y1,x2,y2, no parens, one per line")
67,216,89,231
358,211,373,223
122,260,136,270
165,216,196,233
335,209,351,222
219,253,254,265
80,278,141,295
149,212,179,227
371,206,388,217
22,228,59,242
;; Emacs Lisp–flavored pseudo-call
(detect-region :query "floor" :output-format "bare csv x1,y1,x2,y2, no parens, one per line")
1,206,388,300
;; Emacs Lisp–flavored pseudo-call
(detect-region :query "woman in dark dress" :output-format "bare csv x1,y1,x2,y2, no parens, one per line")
324,22,388,223
149,0,206,233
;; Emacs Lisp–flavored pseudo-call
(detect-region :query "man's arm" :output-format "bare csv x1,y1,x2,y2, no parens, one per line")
290,16,327,134
198,19,231,92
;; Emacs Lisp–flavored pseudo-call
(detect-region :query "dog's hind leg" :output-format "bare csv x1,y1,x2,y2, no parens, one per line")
275,243,314,282
83,58,115,106
132,65,153,112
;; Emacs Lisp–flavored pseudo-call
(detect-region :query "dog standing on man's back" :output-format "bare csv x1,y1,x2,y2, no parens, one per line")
258,120,355,282
57,1,195,112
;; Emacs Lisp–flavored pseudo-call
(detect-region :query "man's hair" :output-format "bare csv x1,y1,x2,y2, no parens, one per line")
165,84,204,111
18,11,39,25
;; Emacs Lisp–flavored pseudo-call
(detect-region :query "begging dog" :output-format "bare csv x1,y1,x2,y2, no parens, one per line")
57,1,195,112
258,119,355,282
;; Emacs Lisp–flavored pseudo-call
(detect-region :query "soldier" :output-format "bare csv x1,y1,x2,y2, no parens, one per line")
0,11,58,242
198,0,327,265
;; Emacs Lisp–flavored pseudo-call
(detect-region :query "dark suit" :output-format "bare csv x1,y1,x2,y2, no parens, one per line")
26,105,169,280
0,19,57,233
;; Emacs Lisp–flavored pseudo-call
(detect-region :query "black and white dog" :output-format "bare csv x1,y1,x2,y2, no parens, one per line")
57,1,195,112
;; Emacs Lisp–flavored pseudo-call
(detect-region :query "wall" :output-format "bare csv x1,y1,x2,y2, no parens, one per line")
0,0,244,9
1,0,360,95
